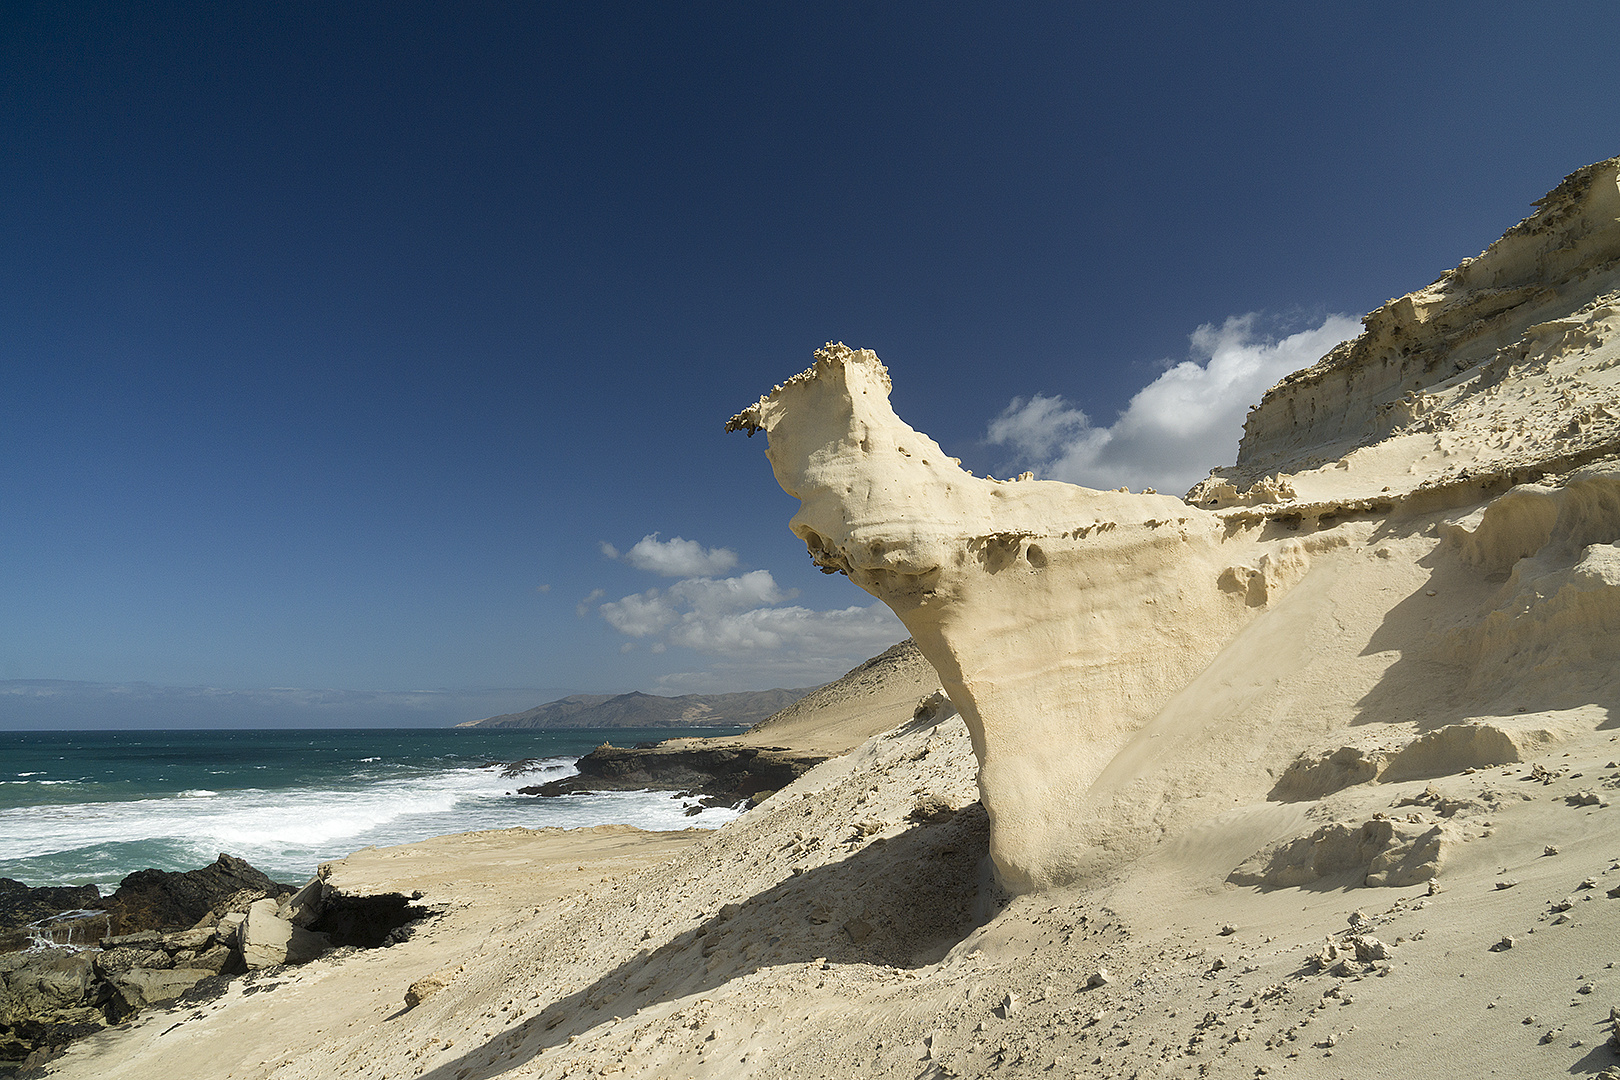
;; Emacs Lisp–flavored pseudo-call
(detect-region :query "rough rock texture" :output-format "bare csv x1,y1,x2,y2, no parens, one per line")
523,742,828,801
730,344,1279,890
0,881,102,951
1228,817,1453,889
33,155,1620,1080
238,898,330,969
731,157,1620,894
1223,156,1620,489
102,853,293,935
0,856,324,1068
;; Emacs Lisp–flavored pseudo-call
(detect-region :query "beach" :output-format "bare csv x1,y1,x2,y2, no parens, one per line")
30,669,1620,1080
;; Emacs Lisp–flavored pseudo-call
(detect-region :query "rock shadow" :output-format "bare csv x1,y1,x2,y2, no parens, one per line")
415,803,994,1080
1349,532,1618,734
1349,540,1499,732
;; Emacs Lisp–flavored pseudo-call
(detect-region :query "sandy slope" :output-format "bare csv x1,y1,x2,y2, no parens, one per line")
729,639,939,755
44,828,705,1080
44,697,1618,1080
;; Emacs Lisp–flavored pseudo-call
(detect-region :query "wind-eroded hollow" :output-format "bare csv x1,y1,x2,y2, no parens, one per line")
308,893,431,948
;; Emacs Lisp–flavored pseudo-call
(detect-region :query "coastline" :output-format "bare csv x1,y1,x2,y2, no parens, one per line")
27,683,1620,1080
0,646,941,1074
0,726,751,890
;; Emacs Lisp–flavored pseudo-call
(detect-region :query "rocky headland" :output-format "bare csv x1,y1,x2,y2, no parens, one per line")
520,640,942,806
519,742,827,806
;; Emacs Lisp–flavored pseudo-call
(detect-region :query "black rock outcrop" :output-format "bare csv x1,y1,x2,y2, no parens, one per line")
520,742,826,802
100,853,294,936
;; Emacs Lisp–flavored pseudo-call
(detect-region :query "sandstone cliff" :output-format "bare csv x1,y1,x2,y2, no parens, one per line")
731,156,1620,894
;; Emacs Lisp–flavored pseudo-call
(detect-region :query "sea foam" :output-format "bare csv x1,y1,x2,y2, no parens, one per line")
0,757,740,886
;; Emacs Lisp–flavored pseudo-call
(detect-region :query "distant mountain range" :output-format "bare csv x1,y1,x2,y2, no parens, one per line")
0,681,575,729
457,687,818,730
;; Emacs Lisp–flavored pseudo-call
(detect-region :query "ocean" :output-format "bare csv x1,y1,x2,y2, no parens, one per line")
0,727,746,891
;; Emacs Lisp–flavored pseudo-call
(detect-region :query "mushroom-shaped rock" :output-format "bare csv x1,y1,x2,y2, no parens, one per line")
729,344,1267,891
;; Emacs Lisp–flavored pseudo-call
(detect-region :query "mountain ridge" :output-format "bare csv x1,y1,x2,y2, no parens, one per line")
455,685,820,730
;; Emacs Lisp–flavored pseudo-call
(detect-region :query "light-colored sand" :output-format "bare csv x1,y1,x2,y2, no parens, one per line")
45,827,704,1080
723,159,1620,894
732,639,939,755
43,701,1619,1080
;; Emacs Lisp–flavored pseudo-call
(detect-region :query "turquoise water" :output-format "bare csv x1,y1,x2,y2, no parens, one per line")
0,727,744,890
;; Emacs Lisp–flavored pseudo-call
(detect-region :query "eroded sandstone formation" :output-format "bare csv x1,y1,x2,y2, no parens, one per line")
731,156,1620,894
728,346,1267,891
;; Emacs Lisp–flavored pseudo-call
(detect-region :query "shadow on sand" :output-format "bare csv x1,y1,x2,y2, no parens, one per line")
415,803,997,1080
1353,532,1619,733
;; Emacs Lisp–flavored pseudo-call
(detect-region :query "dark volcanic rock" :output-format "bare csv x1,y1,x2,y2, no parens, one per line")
520,742,827,801
490,758,550,779
101,854,294,936
0,880,105,953
0,949,114,1065
0,854,308,1068
0,880,101,936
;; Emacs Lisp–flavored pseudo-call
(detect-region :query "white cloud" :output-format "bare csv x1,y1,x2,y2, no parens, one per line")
986,313,1359,495
667,570,791,613
593,531,909,689
652,605,910,693
575,588,605,618
596,565,907,688
603,533,738,577
598,590,677,637
599,571,794,639
666,602,901,657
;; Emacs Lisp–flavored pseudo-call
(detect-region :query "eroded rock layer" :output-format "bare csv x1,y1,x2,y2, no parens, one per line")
732,156,1620,894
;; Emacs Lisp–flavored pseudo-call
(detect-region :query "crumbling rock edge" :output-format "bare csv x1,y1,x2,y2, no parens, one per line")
521,742,827,806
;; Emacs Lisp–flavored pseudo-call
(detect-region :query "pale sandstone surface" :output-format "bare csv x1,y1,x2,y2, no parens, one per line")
725,158,1620,894
36,157,1620,1080
727,347,1262,891
1221,155,1620,494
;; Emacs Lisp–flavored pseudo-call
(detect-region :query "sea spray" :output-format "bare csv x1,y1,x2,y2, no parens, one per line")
0,727,746,887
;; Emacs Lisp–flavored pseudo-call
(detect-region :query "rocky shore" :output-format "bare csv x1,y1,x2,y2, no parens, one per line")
515,641,945,810
15,156,1620,1080
0,854,425,1073
519,741,828,806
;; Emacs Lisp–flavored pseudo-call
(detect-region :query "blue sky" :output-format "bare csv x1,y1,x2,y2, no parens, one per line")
3,2,1618,716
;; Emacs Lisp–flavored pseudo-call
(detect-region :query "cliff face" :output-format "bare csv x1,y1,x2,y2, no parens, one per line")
732,156,1620,895
1221,156,1620,492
